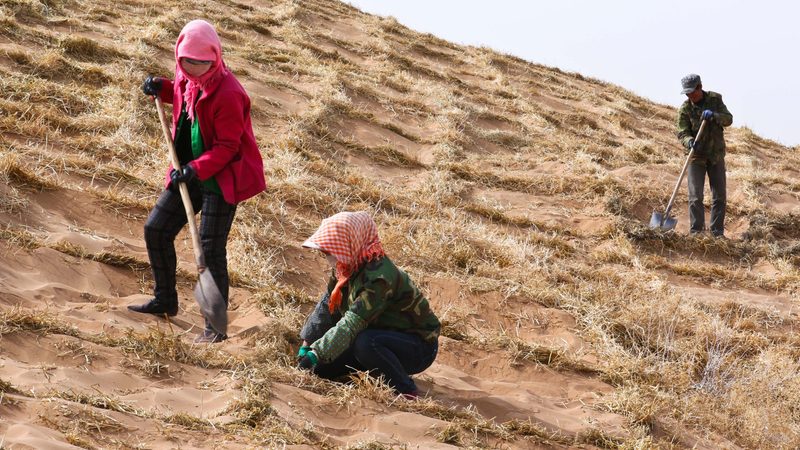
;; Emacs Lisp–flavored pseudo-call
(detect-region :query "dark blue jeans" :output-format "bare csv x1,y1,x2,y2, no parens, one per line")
313,329,438,394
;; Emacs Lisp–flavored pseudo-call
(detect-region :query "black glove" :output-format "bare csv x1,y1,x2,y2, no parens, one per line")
298,350,318,370
142,75,162,96
170,165,196,184
684,138,695,154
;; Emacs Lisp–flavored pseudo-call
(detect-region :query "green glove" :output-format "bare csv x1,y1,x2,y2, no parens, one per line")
297,345,312,358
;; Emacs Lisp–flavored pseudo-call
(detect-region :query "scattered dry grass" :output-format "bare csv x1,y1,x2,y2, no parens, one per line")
56,404,130,434
50,239,151,271
109,327,237,370
334,136,423,168
0,377,19,395
0,224,40,249
1,0,798,447
48,389,146,417
54,338,97,366
0,152,60,190
163,412,211,431
0,183,28,213
0,307,80,337
58,35,125,62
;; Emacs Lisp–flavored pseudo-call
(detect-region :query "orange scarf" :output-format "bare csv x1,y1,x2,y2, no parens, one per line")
303,212,385,313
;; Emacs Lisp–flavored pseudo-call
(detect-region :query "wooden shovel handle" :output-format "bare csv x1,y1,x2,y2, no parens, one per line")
154,97,206,270
662,118,709,220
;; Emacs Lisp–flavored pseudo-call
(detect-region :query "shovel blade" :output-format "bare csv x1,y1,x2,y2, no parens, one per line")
649,211,677,231
194,269,227,336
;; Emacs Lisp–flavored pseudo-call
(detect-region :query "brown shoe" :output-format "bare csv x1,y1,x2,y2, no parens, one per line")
194,329,227,344
127,298,178,316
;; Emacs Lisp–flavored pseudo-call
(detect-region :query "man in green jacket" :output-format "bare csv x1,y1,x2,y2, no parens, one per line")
676,73,733,237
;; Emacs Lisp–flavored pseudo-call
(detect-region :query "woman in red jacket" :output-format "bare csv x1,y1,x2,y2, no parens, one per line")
128,19,266,343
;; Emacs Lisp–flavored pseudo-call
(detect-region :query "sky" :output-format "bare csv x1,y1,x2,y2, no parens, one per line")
347,1,799,147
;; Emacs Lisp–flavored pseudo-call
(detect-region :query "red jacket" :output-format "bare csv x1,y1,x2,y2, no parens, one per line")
158,72,266,205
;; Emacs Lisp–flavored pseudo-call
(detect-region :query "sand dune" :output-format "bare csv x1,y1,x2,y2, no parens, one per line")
1,0,799,448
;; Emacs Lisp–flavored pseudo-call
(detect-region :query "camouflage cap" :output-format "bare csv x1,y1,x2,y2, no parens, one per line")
681,74,701,94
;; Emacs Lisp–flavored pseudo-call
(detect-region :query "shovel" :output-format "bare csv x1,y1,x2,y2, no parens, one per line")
154,97,227,336
649,118,709,230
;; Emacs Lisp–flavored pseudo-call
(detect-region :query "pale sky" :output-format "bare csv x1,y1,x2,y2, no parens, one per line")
348,1,799,147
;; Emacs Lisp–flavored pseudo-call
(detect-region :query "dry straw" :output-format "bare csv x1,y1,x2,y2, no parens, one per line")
1,0,799,447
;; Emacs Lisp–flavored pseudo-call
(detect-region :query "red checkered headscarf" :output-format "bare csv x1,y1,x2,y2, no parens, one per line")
302,212,385,313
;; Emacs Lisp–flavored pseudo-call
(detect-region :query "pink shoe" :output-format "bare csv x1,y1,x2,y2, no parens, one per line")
194,329,227,344
399,390,419,400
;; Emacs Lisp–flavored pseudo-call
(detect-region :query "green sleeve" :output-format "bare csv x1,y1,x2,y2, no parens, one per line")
676,104,694,149
310,276,393,363
310,311,367,363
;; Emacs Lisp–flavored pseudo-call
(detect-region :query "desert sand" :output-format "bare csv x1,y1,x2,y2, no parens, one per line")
0,0,798,449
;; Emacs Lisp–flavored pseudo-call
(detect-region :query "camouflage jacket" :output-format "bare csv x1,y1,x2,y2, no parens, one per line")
303,256,441,364
676,91,733,162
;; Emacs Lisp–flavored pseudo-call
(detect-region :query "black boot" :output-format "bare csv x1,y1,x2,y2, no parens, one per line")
127,298,178,316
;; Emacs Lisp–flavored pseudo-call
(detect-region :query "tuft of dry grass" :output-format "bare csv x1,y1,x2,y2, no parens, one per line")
58,35,124,62
0,377,18,395
0,152,60,190
89,185,155,214
54,338,97,367
0,224,40,249
49,389,146,417
91,251,151,271
337,138,424,169
220,368,315,445
109,327,236,370
0,183,28,213
47,240,151,272
0,307,80,337
57,404,130,434
122,354,172,377
163,412,211,431
5,47,111,84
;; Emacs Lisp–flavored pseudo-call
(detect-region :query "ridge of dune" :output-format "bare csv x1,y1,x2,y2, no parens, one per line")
1,0,799,448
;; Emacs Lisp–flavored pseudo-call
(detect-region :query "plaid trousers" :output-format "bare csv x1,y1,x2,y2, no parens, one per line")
144,180,237,305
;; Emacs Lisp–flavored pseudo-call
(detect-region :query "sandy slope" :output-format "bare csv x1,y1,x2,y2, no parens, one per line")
1,0,799,448
0,190,613,447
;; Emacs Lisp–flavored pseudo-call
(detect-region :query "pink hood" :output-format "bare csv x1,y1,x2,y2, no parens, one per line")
174,20,229,121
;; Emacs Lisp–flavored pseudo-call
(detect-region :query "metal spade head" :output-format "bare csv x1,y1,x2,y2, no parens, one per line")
649,211,677,231
194,269,227,336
